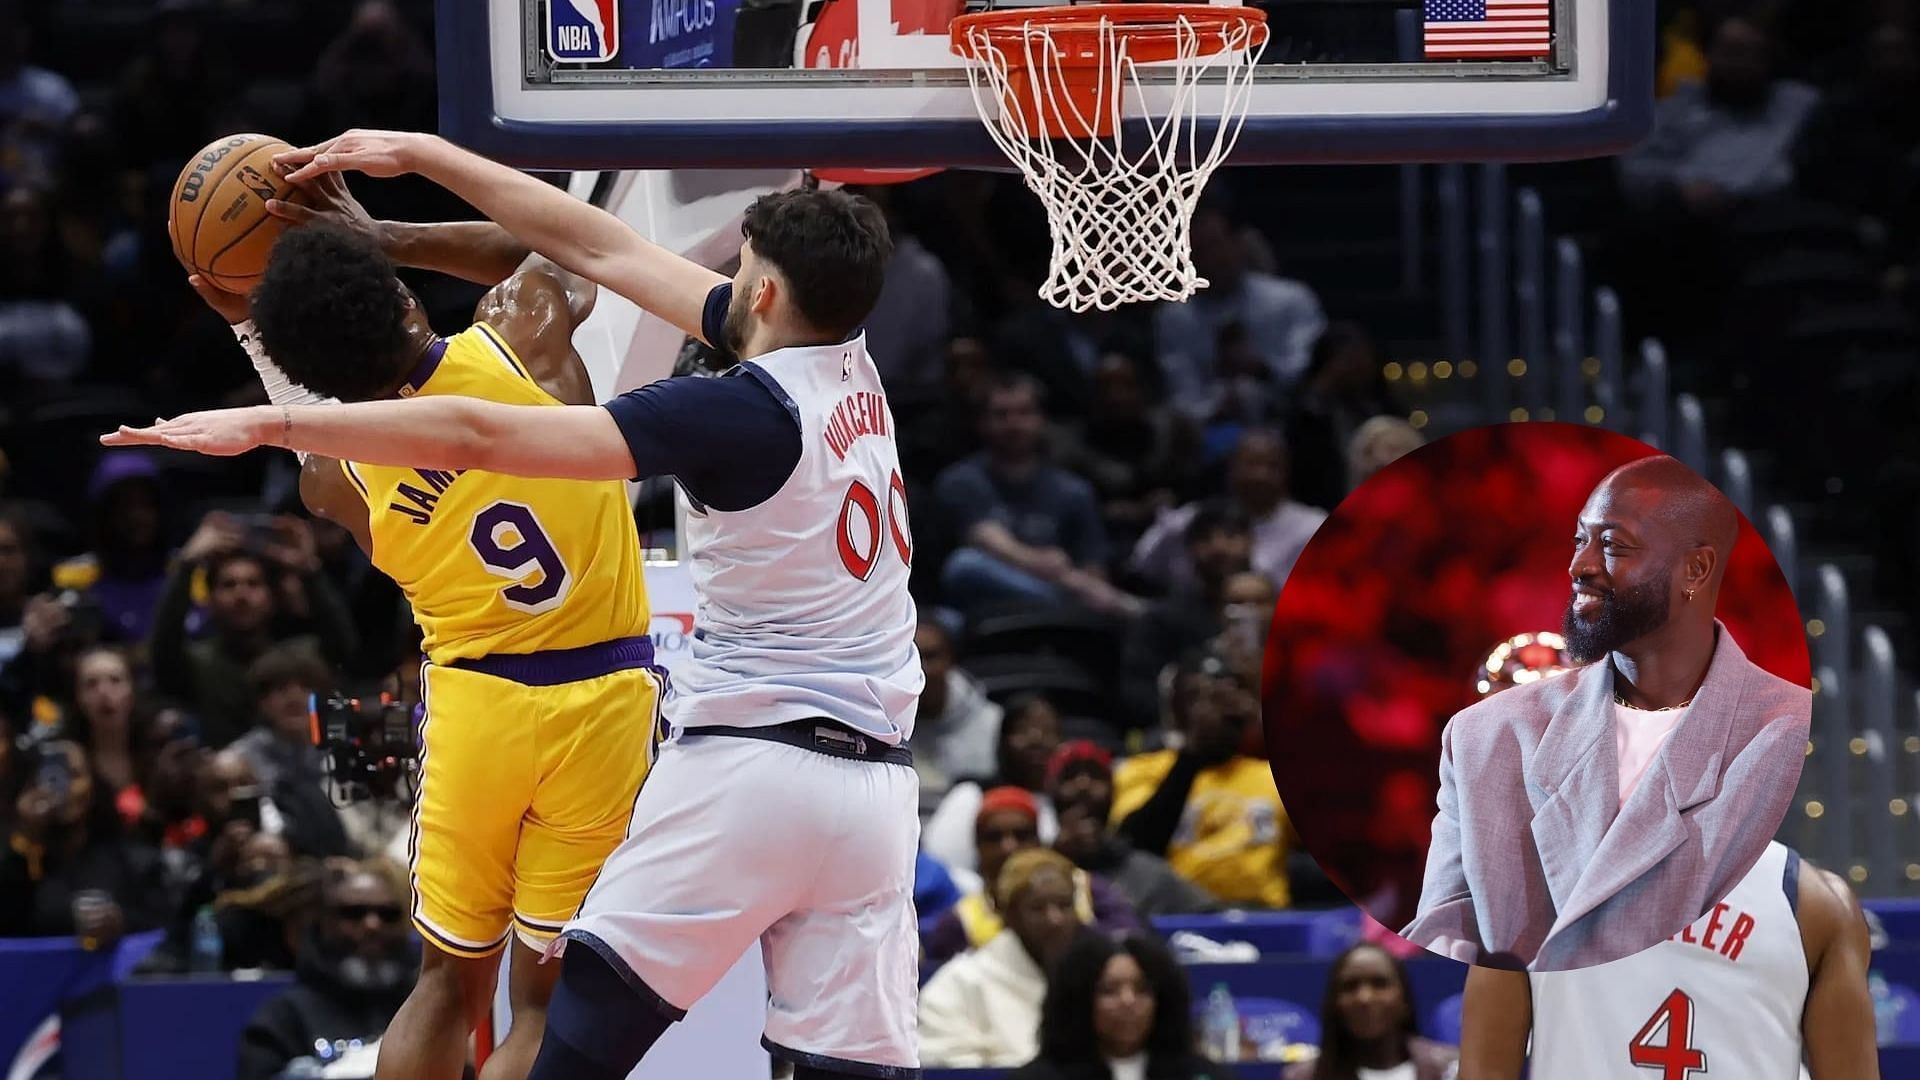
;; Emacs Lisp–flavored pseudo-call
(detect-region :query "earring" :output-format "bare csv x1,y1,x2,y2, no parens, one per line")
1685,588,1696,601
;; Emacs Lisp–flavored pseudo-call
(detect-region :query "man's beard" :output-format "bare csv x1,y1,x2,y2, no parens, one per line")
338,953,409,993
721,290,751,357
1563,574,1674,663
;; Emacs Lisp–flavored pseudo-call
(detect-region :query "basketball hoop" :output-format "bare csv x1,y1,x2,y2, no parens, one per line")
950,2,1268,312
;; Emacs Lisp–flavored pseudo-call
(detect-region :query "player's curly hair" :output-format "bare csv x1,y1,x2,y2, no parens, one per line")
741,188,892,342
251,224,415,402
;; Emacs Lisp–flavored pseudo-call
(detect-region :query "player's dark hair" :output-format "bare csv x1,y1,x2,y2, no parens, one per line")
251,224,414,401
1034,931,1194,1065
740,188,892,341
1309,943,1422,1080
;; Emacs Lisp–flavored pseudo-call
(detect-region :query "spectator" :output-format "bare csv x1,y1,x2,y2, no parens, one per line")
911,617,1004,815
922,784,1140,970
66,645,151,828
1621,14,1819,212
1282,943,1459,1080
209,845,321,972
51,452,174,645
1120,503,1252,730
1155,201,1327,421
919,848,1087,1068
899,335,991,486
230,644,331,792
1287,323,1400,511
0,506,32,668
935,373,1141,617
1133,428,1327,595
1054,353,1186,552
1793,20,1920,246
0,183,91,391
851,184,956,396
1209,571,1276,690
0,737,167,940
110,1,225,170
0,587,108,747
922,693,1063,874
1114,652,1292,909
236,858,418,1080
1049,741,1219,919
1346,416,1425,491
0,0,79,192
1010,930,1238,1080
150,512,355,749
916,848,968,939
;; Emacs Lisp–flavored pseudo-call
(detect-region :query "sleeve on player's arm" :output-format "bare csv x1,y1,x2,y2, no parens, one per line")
601,372,800,512
700,282,731,348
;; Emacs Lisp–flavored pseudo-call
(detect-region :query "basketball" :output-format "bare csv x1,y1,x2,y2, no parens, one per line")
168,133,304,292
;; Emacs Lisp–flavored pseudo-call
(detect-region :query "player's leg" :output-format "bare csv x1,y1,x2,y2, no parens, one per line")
376,665,536,1080
761,753,922,1077
492,666,662,1079
526,733,816,1078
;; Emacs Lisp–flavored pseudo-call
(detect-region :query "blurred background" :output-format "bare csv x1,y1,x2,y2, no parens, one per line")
0,0,1917,1077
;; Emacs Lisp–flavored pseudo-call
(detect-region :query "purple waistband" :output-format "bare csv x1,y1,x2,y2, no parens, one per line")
445,636,656,686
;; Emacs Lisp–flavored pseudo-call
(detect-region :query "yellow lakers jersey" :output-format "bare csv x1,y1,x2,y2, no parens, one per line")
341,323,649,664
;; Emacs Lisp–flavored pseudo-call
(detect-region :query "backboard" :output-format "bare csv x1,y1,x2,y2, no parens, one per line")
440,0,1651,171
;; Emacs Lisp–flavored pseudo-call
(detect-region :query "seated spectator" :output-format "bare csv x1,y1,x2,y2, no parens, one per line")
0,184,91,390
151,512,355,749
1120,503,1252,730
923,693,1063,874
1282,943,1458,1080
0,737,167,941
208,837,317,972
919,848,1088,1068
1132,428,1327,595
935,373,1142,618
916,848,968,939
51,452,171,644
922,785,1140,970
0,0,80,192
231,644,331,792
1346,416,1425,491
911,617,1004,815
1620,14,1819,214
66,645,154,829
236,857,418,1080
1154,200,1327,421
898,336,991,486
1055,352,1185,553
0,506,32,668
1114,653,1292,909
1209,571,1276,690
1050,741,1218,919
1011,930,1237,1080
1287,323,1400,511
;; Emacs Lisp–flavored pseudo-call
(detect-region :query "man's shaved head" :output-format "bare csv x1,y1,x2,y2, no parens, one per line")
1562,456,1740,662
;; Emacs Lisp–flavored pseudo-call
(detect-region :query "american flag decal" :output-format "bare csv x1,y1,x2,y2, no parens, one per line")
1424,0,1552,59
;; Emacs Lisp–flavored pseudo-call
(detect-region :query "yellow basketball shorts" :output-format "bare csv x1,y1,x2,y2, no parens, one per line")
408,638,664,957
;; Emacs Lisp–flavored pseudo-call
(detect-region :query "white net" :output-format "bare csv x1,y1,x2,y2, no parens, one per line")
956,7,1268,312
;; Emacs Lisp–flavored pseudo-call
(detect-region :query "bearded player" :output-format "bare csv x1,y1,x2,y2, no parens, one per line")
182,170,662,1080
1457,842,1880,1079
115,129,923,1080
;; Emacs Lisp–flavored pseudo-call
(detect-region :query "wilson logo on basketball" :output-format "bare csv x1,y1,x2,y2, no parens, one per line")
547,0,620,63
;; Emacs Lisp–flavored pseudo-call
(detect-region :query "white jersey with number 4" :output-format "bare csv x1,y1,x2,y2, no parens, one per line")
1529,841,1808,1080
668,334,922,744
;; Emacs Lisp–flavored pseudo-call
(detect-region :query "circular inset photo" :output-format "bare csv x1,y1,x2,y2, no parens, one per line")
1262,422,1811,972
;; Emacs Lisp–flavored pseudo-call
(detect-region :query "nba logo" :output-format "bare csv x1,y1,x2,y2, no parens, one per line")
548,0,620,63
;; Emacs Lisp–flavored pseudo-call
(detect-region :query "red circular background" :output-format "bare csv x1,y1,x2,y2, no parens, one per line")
1259,422,1810,931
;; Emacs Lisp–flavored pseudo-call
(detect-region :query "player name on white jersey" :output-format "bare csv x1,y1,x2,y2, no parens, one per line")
824,390,891,461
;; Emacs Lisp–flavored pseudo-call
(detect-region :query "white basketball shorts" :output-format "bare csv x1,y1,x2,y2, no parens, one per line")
551,729,922,1075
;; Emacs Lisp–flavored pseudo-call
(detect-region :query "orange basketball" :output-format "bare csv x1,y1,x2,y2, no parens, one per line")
168,133,306,293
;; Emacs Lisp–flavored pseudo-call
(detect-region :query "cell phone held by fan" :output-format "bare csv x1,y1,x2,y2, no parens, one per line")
309,691,420,803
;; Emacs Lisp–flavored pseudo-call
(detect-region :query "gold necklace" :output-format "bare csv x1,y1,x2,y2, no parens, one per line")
1615,693,1694,712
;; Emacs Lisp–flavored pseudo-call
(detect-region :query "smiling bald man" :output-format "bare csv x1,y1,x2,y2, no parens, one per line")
1401,455,1811,972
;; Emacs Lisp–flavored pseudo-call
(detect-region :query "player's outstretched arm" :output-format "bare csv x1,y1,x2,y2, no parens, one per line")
265,169,532,288
1800,864,1881,1079
1457,965,1531,1080
275,130,727,345
102,399,637,482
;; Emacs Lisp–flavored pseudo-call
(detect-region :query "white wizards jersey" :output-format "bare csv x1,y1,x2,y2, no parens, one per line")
668,334,922,744
1529,842,1808,1080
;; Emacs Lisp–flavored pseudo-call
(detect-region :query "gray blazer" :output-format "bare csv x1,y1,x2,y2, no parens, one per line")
1401,622,1809,972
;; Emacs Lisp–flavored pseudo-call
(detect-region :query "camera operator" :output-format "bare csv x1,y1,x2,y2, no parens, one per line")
150,512,356,749
236,857,418,1080
0,736,167,942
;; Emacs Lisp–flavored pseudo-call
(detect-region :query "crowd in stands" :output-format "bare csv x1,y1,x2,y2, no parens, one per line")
5,0,1912,1075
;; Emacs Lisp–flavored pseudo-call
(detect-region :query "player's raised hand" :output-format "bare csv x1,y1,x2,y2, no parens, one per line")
186,274,251,325
264,170,385,248
101,406,276,457
275,129,431,184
